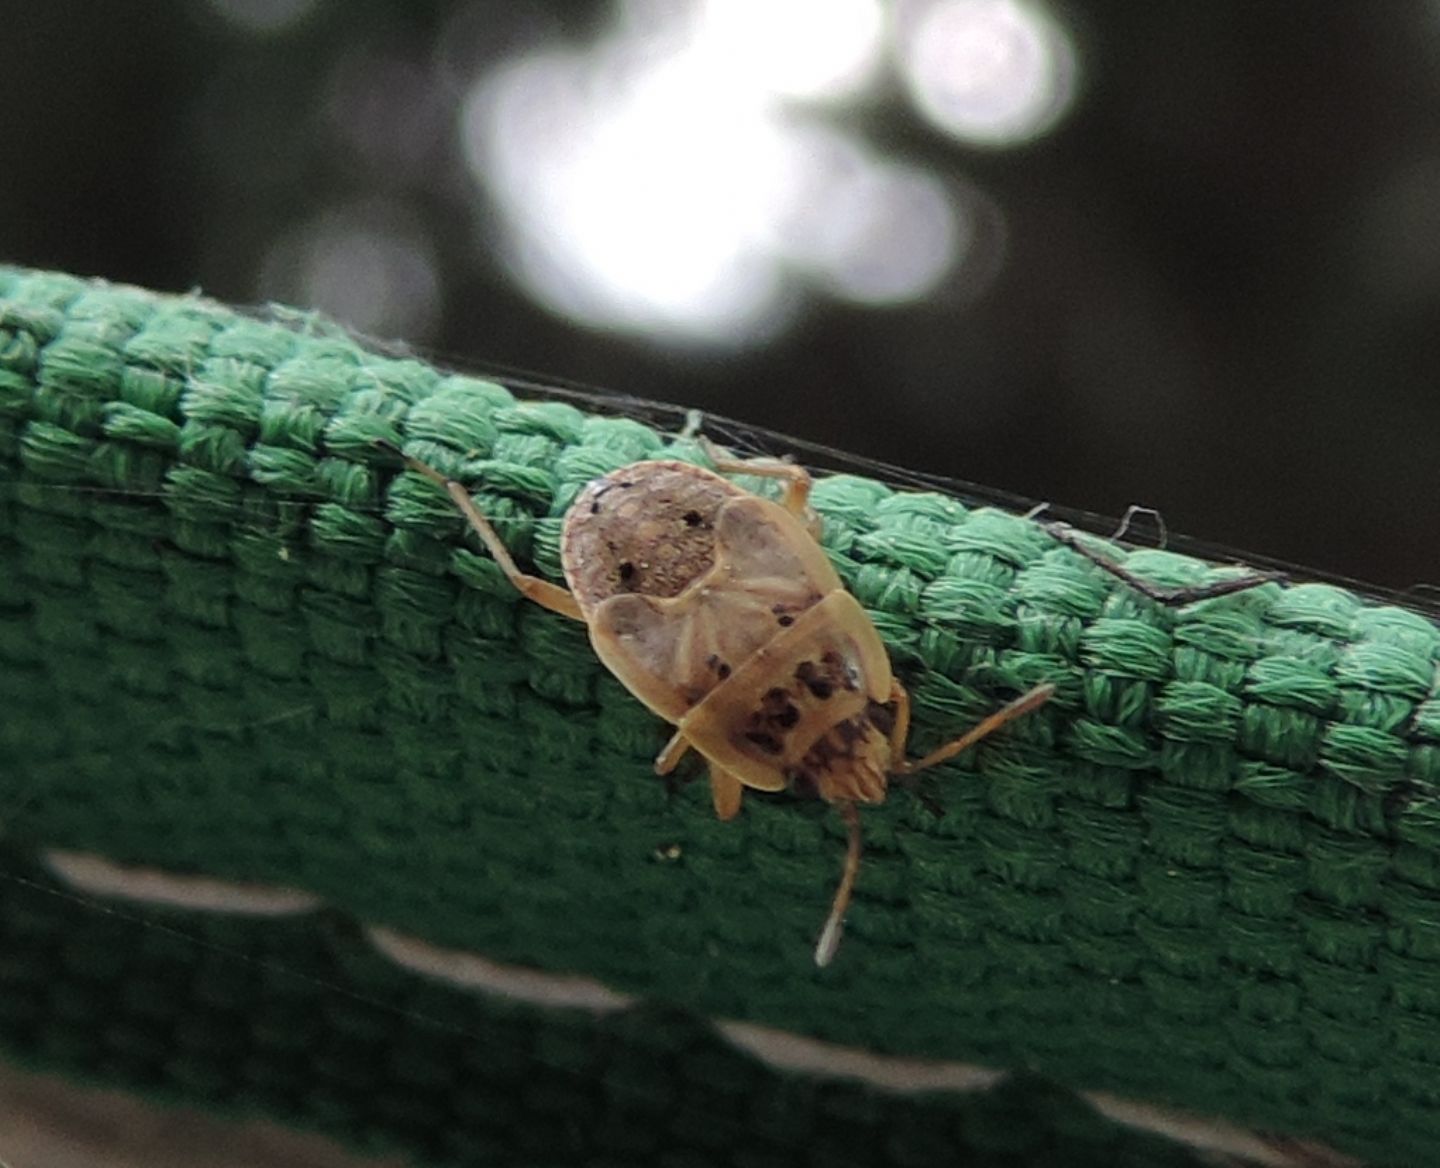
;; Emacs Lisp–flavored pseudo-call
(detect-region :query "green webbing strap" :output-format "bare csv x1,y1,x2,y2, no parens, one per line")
0,850,1205,1168
1,266,1437,1167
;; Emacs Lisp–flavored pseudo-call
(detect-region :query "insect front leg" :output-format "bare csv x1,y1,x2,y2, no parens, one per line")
708,764,745,821
653,728,691,775
697,437,818,535
817,674,1046,967
376,441,584,621
884,679,913,772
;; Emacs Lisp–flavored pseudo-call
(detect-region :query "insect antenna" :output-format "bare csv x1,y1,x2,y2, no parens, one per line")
816,684,1056,967
814,801,862,968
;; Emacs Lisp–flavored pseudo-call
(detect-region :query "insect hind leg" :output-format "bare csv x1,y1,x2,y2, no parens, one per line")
375,440,584,621
1041,522,1283,605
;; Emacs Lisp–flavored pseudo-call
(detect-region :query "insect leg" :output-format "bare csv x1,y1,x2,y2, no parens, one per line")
884,679,913,771
1041,522,1283,605
883,681,945,816
829,679,1054,962
376,441,584,621
709,764,745,821
815,801,862,968
898,683,1055,776
654,728,691,776
698,437,817,532
677,408,705,440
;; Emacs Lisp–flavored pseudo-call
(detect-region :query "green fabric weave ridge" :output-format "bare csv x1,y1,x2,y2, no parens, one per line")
0,847,1206,1168
2,267,1440,1165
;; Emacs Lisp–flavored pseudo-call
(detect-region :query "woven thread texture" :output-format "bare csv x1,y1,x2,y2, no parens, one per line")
0,849,1206,1167
3,267,1440,1165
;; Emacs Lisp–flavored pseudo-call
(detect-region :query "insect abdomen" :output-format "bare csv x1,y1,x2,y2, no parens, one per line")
677,590,894,799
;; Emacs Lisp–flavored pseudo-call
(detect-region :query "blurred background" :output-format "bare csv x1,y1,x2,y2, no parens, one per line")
2,0,1438,589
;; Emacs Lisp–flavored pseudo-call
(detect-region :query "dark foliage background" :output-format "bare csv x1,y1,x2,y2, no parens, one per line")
3,1,1437,590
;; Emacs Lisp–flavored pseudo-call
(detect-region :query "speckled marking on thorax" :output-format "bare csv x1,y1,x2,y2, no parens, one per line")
561,461,744,614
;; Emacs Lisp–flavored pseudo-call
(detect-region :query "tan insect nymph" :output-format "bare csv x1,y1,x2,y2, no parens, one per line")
381,441,1053,966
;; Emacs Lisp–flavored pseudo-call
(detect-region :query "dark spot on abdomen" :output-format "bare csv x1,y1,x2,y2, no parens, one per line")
795,660,833,700
745,731,783,755
761,686,801,728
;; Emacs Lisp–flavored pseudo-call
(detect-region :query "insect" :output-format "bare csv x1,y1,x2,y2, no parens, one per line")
379,438,1054,966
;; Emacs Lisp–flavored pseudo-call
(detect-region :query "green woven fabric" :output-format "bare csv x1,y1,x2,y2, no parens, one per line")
2,266,1439,1166
0,850,1203,1167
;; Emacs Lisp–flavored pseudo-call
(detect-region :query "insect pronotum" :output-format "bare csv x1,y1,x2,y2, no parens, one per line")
379,438,1269,966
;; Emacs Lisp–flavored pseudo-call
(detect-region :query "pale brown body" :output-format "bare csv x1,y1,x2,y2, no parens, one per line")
563,461,899,818
383,443,1052,965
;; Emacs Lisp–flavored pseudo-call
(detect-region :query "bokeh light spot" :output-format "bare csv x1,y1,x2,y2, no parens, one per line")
770,128,966,304
458,0,993,345
325,52,448,176
462,49,800,344
809,165,965,304
259,203,442,341
206,0,321,36
693,0,886,101
896,0,1077,146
